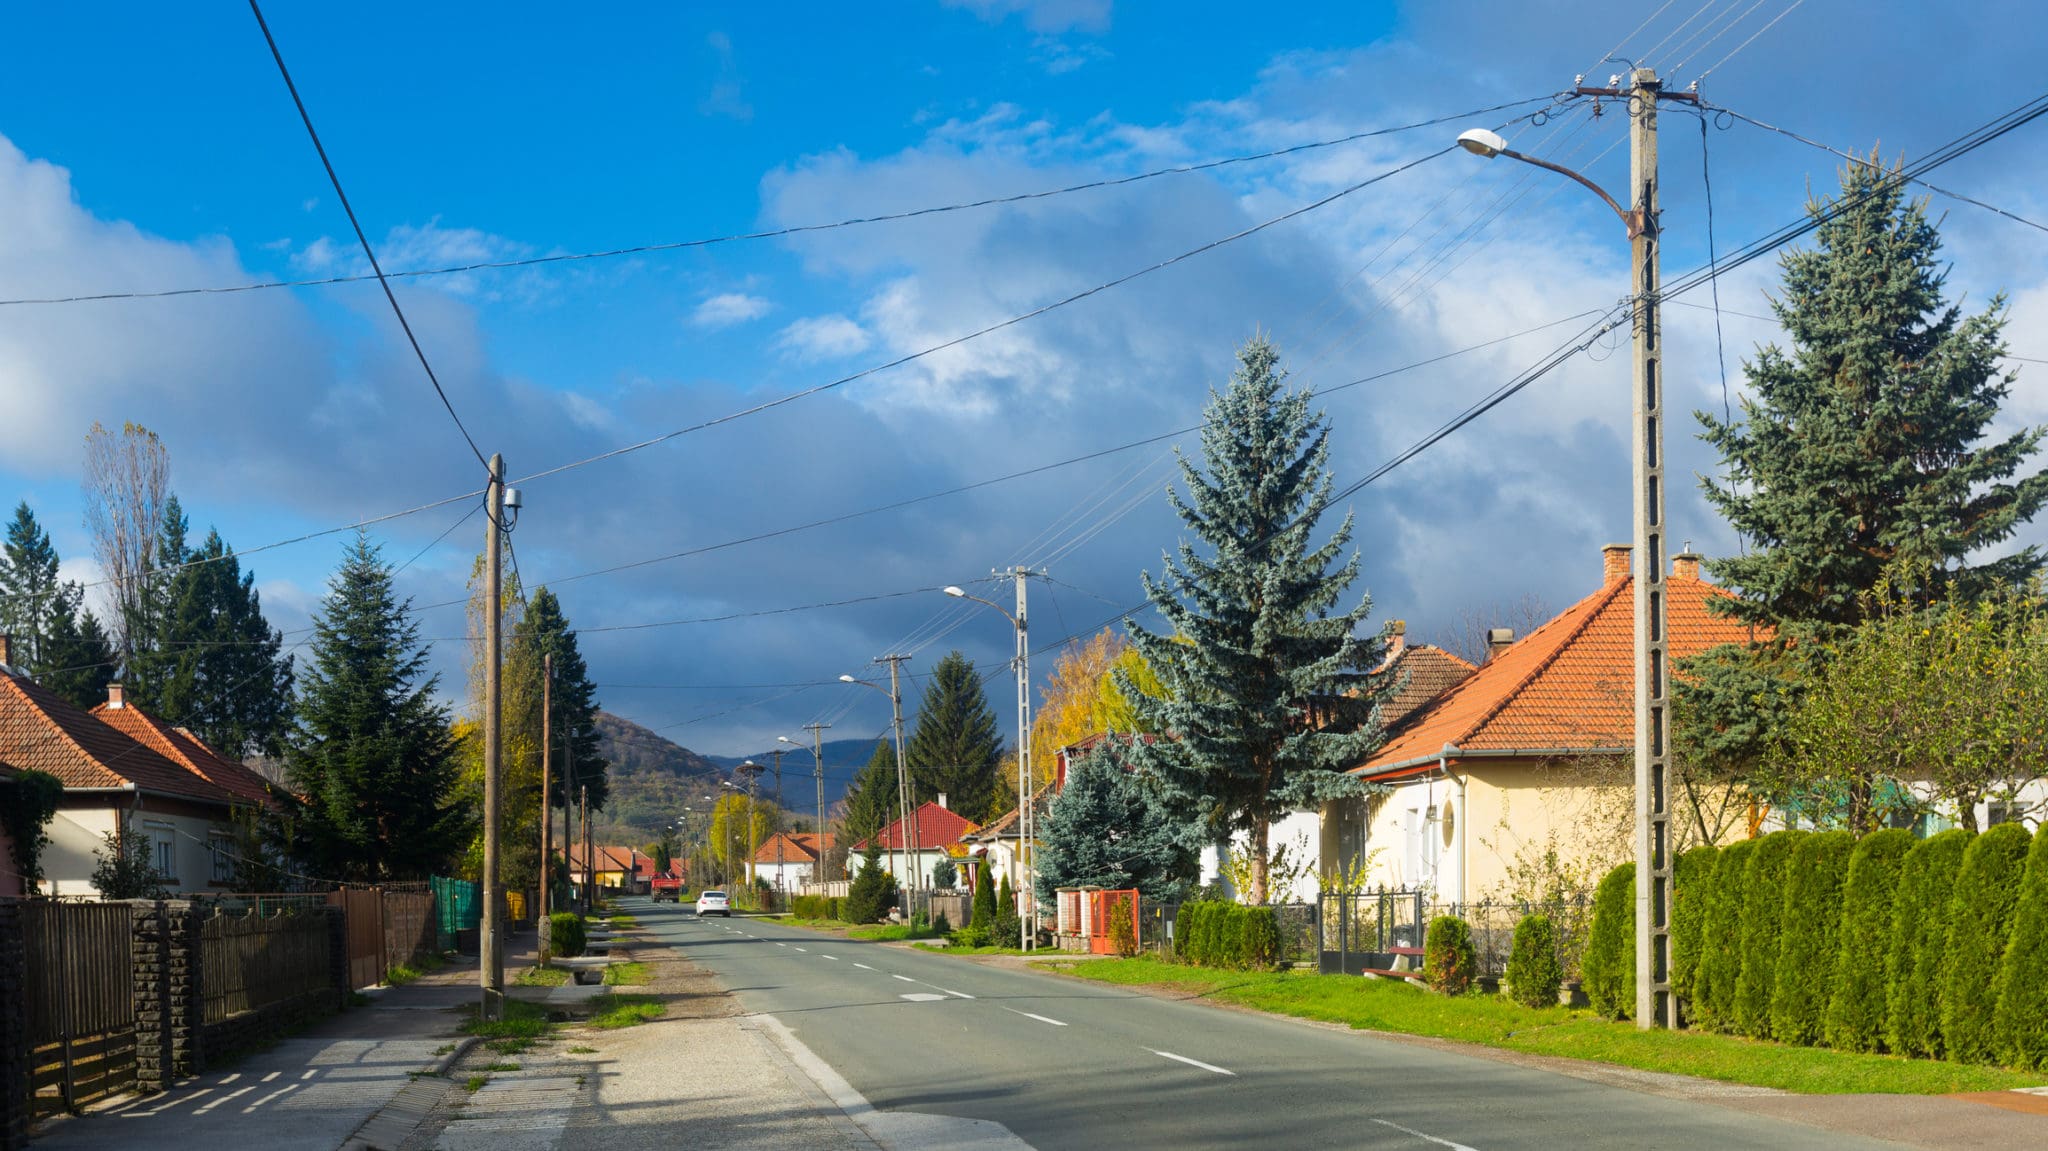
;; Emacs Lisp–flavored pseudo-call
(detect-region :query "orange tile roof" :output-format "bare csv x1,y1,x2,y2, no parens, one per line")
0,672,236,804
1378,644,1477,729
751,831,833,864
1355,557,1758,775
92,701,279,808
853,801,981,852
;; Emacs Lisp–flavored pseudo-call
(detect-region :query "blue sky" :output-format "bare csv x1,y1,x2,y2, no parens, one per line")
3,0,2046,767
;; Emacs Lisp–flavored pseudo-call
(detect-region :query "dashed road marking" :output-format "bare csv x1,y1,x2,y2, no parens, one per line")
892,974,917,983
899,992,948,1002
1002,1007,1067,1026
820,954,839,961
1150,1049,1234,1077
1368,1117,1478,1150
854,963,874,970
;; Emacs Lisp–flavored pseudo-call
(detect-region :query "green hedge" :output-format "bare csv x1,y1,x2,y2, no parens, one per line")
1821,828,1914,1053
1582,862,1635,1021
1670,843,1719,1010
1940,822,2034,1065
1992,825,2048,1069
1240,907,1282,970
1693,837,1758,1032
1733,830,1805,1039
548,911,586,959
1888,829,1973,1058
1424,915,1477,995
1504,913,1563,1008
1174,902,1285,971
1770,829,1854,1046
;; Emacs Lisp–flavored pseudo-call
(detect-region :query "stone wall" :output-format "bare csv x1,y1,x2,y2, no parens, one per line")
130,901,205,1091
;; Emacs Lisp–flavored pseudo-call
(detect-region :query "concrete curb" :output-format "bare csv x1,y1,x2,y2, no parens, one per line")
336,1037,480,1151
429,1035,485,1076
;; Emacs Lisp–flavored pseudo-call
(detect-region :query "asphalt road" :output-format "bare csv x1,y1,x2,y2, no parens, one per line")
645,900,1910,1151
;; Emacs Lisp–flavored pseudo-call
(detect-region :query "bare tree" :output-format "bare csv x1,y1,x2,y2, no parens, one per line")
81,421,171,658
1432,593,1554,666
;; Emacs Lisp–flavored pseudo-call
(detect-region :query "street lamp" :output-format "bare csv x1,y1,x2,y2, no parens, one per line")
945,580,1036,951
1458,68,1675,1027
840,667,918,920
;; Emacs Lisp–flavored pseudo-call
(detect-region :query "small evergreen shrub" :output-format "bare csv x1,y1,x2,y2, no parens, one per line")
1173,902,1199,964
1693,838,1758,1032
1992,824,2048,1069
1670,843,1719,1011
1423,915,1477,995
1733,830,1804,1039
949,924,991,948
1822,828,1914,1053
1240,907,1282,970
1215,903,1246,968
1940,822,2034,1064
1109,903,1140,958
1504,913,1563,1008
844,846,899,924
1887,829,1974,1058
972,857,996,927
1769,829,1854,1046
1582,862,1635,1020
548,912,586,959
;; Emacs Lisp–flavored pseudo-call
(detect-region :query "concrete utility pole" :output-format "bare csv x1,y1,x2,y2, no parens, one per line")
805,723,830,883
881,654,915,921
480,453,505,1019
539,653,553,962
768,749,788,901
1012,567,1034,949
580,784,591,915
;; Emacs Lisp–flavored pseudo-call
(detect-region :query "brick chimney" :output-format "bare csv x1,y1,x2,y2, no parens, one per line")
1602,543,1632,584
107,682,126,708
1486,628,1516,661
1673,552,1703,580
1385,619,1407,658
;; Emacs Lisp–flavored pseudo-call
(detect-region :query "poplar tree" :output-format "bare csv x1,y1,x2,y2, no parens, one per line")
286,533,466,881
905,650,1003,818
1124,336,1388,904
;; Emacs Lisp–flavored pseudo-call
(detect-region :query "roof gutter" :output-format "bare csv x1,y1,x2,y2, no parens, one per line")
1354,744,1631,779
61,783,240,806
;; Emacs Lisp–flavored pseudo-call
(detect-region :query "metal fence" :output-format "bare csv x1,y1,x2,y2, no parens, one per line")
1317,890,1429,975
200,908,332,1025
1436,897,1597,979
19,901,136,1116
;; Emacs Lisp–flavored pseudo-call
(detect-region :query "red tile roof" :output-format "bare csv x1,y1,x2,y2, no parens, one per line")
1378,644,1478,729
92,700,279,808
0,671,236,804
751,831,835,864
572,845,650,874
853,801,981,852
1355,553,1759,776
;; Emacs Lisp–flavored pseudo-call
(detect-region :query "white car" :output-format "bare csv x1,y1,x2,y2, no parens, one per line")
696,890,731,917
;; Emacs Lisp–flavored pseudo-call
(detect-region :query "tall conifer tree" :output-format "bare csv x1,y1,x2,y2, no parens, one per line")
0,503,118,708
133,527,294,758
286,532,466,881
905,650,1003,818
842,739,900,848
1125,336,1387,904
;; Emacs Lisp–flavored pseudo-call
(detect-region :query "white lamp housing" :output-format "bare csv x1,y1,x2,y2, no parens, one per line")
1456,128,1508,158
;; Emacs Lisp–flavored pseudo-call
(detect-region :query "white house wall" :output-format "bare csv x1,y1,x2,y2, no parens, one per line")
46,805,231,898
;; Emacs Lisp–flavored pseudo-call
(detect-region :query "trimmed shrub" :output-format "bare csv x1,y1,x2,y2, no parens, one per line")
949,924,991,948
1769,829,1855,1046
1822,828,1915,1053
548,911,586,959
1887,829,1974,1058
844,846,899,924
1993,824,2048,1069
1215,903,1246,968
1173,902,1199,964
1733,830,1805,1039
1109,903,1140,958
1240,907,1282,970
1424,915,1477,995
1670,843,1720,1011
1504,913,1564,1008
973,857,996,927
1583,862,1636,1020
1940,822,2034,1064
1693,837,1758,1032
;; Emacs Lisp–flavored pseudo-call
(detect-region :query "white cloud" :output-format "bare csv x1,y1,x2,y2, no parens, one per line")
942,0,1111,34
777,314,871,361
690,292,772,329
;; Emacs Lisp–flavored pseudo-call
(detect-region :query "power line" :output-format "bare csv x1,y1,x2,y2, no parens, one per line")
247,0,489,472
0,96,1558,310
1693,0,1805,84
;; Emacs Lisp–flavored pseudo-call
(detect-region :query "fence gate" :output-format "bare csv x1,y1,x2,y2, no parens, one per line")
326,888,385,989
20,902,136,1115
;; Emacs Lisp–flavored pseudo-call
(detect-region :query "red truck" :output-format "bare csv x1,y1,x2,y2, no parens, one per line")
650,873,686,903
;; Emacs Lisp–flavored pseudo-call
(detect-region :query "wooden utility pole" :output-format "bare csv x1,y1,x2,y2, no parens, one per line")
538,653,553,961
804,722,830,883
878,654,914,921
580,784,591,914
479,453,505,1019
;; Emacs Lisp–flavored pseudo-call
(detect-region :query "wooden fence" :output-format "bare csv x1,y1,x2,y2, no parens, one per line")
19,902,135,1116
200,910,331,1025
382,889,433,976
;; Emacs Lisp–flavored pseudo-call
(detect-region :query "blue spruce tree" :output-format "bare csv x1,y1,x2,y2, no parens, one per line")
1123,336,1390,904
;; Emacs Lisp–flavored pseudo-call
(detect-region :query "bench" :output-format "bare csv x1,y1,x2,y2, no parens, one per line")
1359,968,1428,985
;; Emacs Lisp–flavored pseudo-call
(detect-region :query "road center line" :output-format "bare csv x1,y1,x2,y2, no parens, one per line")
1149,1049,1235,1077
820,954,839,960
1002,1007,1067,1026
792,946,808,952
1368,1117,1478,1150
930,986,974,999
853,963,874,970
891,974,917,983
775,942,787,947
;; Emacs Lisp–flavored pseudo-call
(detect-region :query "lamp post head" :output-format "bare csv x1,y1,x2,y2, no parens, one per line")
777,735,795,745
1456,128,1507,158
943,586,966,598
838,674,858,684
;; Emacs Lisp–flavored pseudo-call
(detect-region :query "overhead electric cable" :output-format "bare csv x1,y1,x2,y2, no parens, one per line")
0,96,1557,309
247,0,489,472
1693,0,1805,84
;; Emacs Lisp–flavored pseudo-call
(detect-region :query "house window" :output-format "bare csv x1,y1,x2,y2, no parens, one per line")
144,821,177,881
209,834,237,884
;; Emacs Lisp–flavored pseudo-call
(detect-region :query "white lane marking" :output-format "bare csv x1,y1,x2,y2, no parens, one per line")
261,1071,280,1082
194,1085,257,1113
1369,1117,1479,1150
853,963,874,970
1003,1007,1067,1026
899,992,948,1002
753,1013,1034,1150
243,1084,299,1112
1150,1049,1235,1077
891,974,917,983
931,986,975,999
218,1073,241,1084
820,954,839,961
792,946,808,952
300,1069,318,1080
775,942,788,947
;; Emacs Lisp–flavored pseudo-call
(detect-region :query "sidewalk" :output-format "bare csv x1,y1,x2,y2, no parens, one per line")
32,952,488,1151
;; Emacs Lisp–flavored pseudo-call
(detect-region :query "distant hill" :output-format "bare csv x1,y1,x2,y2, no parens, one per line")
591,711,727,839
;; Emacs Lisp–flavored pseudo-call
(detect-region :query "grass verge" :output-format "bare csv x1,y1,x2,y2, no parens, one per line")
766,915,854,931
514,965,571,987
603,961,651,986
459,999,555,1055
589,994,665,1030
911,942,1035,956
607,914,640,930
1047,957,2048,1096
383,951,449,986
847,922,946,942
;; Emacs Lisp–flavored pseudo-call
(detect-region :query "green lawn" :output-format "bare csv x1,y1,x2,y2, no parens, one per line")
589,994,665,1029
603,961,651,986
458,999,555,1055
767,915,854,930
1046,958,2048,1096
513,965,571,987
847,922,945,942
911,942,1036,957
